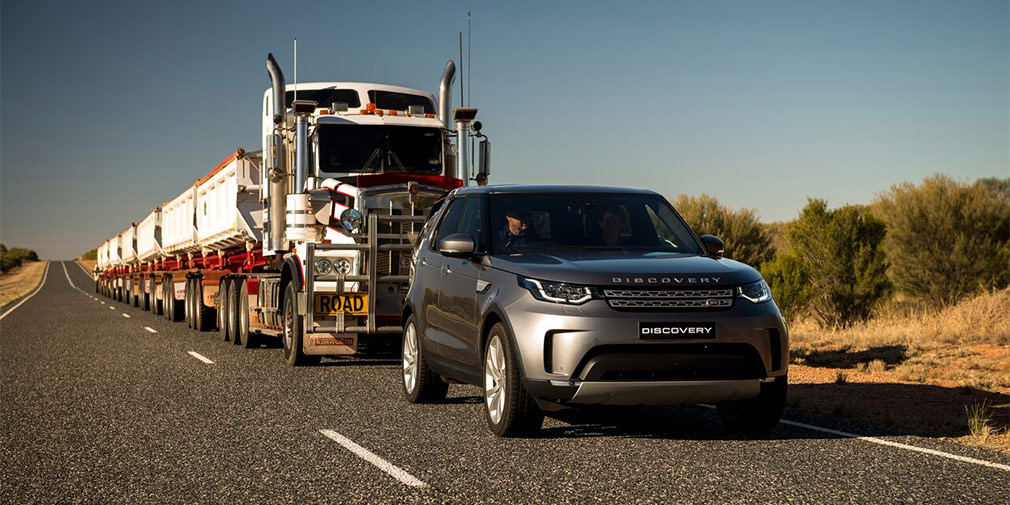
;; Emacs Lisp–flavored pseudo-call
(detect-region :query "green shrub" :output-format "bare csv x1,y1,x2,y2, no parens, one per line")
874,175,1010,308
81,249,98,261
761,250,813,322
767,199,890,327
673,193,775,268
0,245,40,273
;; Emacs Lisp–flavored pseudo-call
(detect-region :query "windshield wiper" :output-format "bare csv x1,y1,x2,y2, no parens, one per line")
387,150,406,173
360,148,382,172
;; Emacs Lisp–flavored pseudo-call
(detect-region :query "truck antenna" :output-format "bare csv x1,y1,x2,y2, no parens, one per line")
467,10,471,107
458,32,464,109
293,38,298,103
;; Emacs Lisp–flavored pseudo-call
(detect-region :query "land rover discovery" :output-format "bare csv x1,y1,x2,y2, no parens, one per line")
401,185,788,436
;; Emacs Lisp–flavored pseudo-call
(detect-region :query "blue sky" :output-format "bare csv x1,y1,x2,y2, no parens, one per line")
2,0,1007,259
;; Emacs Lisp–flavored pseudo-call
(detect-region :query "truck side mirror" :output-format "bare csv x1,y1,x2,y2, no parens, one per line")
700,234,724,259
476,138,491,185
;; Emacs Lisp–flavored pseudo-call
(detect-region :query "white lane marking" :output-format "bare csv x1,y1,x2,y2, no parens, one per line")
0,261,50,321
144,327,157,333
122,313,130,318
101,301,105,304
74,261,95,280
187,351,214,364
319,429,427,488
109,306,115,310
697,405,1010,472
779,418,1010,473
61,261,78,290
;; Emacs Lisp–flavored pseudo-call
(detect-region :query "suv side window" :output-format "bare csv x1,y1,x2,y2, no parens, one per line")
432,197,467,250
457,197,483,250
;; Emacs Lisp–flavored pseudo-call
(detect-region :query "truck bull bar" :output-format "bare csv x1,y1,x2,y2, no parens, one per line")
304,213,426,335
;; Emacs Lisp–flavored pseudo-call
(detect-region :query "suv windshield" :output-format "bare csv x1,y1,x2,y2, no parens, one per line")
489,193,703,256
317,125,441,174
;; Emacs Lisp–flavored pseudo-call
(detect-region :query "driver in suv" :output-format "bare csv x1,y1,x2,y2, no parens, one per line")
401,185,788,437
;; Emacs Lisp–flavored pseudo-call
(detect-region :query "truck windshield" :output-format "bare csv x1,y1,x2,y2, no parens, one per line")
489,193,704,256
317,125,441,174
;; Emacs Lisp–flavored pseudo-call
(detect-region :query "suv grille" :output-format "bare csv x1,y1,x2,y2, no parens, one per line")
603,288,734,310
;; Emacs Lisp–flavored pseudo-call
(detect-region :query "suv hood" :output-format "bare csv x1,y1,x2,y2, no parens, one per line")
488,251,762,287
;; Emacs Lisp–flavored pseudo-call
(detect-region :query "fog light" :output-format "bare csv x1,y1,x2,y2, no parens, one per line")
314,258,332,275
334,259,352,274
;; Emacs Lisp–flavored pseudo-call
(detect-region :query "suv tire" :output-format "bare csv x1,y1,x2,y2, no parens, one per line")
717,375,787,433
401,314,448,403
483,323,543,437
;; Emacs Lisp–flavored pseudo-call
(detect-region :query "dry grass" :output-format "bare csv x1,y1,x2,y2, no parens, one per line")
787,289,1010,453
77,259,97,274
790,288,1010,390
0,261,48,308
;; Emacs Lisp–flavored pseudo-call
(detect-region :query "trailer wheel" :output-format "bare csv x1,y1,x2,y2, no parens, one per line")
219,279,231,342
237,279,257,349
227,279,241,346
168,276,182,322
281,283,320,366
141,283,150,311
151,281,161,316
194,280,215,332
185,279,194,328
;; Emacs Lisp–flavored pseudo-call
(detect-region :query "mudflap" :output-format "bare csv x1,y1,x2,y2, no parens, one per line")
303,332,358,355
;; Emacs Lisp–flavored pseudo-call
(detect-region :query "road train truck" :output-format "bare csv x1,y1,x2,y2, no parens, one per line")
95,53,490,365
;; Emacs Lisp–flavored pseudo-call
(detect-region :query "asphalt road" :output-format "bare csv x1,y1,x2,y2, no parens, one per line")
2,261,1008,504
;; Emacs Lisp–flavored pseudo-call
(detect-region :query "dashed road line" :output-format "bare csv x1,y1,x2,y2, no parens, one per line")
0,261,50,321
122,313,130,318
319,429,427,488
108,306,115,310
187,351,214,364
144,327,157,333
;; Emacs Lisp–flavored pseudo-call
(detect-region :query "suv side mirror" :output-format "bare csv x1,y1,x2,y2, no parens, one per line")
439,233,476,257
700,234,724,258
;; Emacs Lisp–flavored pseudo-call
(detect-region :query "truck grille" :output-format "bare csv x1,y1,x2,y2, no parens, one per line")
603,288,734,310
368,208,428,291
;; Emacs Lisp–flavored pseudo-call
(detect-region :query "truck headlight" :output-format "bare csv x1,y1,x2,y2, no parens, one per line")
737,279,772,304
340,208,363,232
314,258,332,275
519,277,593,305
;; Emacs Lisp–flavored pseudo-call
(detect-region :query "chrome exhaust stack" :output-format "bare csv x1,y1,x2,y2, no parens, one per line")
266,53,288,253
438,60,456,130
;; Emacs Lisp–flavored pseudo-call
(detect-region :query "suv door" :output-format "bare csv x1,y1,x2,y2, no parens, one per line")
419,197,465,358
436,196,486,369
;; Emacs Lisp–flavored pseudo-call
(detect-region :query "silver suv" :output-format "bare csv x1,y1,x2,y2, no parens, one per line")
401,186,788,436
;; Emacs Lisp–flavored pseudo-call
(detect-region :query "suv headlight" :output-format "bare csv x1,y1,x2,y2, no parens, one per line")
737,279,772,304
519,277,594,305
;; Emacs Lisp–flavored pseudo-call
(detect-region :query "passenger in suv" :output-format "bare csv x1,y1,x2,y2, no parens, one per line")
401,186,788,436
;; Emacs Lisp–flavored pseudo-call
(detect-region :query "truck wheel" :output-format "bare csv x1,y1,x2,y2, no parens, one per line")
281,283,320,366
218,279,231,342
483,323,543,437
717,375,787,433
402,314,447,403
194,280,215,332
141,287,150,311
237,279,257,349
